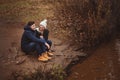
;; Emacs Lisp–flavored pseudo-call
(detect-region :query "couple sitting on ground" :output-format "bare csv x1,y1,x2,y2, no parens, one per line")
21,19,53,62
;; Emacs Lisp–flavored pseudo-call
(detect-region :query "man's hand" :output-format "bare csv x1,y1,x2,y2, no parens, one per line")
45,43,50,49
40,36,43,39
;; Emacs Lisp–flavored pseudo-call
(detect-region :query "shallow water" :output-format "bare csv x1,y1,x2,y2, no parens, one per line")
66,33,120,80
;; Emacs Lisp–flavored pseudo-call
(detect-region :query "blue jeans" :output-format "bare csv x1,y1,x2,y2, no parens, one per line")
22,40,52,55
46,40,52,51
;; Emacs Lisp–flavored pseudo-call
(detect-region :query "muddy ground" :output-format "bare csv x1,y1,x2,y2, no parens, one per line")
0,0,120,80
0,21,86,80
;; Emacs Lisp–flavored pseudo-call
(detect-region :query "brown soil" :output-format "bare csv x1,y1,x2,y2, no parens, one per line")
0,22,85,80
0,0,119,80
0,1,85,79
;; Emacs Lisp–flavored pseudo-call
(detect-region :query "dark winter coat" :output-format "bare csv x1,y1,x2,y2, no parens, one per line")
36,29,49,41
21,25,46,49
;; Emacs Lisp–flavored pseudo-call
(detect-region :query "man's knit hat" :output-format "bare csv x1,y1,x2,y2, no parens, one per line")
39,19,47,29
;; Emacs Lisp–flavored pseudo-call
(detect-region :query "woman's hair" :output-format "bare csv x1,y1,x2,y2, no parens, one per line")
27,21,35,26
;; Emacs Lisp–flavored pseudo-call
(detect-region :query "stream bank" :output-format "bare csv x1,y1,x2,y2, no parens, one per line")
66,32,120,80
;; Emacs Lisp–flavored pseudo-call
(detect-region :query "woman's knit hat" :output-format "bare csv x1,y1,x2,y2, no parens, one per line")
39,19,47,28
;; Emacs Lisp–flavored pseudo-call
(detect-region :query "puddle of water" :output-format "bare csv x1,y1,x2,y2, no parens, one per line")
66,33,120,80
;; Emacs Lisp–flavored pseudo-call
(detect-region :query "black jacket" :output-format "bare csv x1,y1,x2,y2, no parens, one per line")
36,29,49,41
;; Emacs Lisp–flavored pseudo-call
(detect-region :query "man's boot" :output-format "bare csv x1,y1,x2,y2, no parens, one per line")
38,55,48,62
43,52,52,60
47,52,54,56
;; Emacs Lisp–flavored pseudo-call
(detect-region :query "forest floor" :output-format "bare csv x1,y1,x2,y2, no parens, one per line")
1,1,119,80
0,1,86,79
0,20,86,80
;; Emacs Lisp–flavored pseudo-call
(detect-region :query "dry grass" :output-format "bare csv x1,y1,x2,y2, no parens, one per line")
54,0,120,50
0,0,54,23
11,64,66,80
0,0,119,48
0,1,120,79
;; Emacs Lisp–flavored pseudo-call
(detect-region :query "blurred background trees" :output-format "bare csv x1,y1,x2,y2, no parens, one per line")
53,0,120,50
0,0,120,51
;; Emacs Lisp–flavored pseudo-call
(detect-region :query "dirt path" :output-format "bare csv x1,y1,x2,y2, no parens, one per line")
0,22,86,80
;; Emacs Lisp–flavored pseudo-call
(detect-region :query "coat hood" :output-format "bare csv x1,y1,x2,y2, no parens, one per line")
24,25,34,32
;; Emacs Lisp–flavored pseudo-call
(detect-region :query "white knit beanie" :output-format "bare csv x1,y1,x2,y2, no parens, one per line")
39,19,47,29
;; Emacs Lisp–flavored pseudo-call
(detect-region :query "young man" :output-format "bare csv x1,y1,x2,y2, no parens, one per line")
21,21,51,62
36,19,53,56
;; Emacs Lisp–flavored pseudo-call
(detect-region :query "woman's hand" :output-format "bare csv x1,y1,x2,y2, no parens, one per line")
45,42,50,49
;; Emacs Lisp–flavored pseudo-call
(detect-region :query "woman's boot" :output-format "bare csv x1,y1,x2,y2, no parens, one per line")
38,55,48,61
